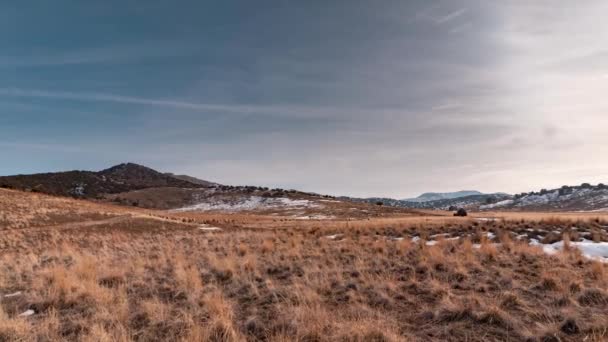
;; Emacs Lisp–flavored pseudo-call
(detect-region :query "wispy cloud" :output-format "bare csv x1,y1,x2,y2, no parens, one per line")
0,41,198,68
0,88,253,111
0,141,82,153
435,8,467,25
449,22,473,34
0,87,382,119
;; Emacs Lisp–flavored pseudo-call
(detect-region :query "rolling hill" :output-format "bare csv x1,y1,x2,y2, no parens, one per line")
0,163,208,198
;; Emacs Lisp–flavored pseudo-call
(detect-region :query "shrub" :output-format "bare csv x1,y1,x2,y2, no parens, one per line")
454,208,468,217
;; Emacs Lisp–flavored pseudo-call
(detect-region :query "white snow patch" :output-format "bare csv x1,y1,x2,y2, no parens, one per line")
475,217,498,222
4,291,22,298
324,234,343,240
18,310,35,317
198,225,222,232
532,239,608,262
429,233,450,238
175,196,321,212
480,200,513,210
410,236,446,245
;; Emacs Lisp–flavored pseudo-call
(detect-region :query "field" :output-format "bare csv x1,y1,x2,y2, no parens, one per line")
1,189,608,341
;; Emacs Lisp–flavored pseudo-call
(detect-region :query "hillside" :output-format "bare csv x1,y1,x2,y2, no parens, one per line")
0,163,206,199
164,173,217,186
481,183,608,211
344,193,512,211
404,190,483,202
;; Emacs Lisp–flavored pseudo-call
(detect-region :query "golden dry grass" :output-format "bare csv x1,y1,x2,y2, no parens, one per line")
1,189,608,341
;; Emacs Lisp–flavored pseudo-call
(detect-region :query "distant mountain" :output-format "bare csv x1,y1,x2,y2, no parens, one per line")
404,190,483,202
0,163,206,198
343,192,511,210
480,183,608,211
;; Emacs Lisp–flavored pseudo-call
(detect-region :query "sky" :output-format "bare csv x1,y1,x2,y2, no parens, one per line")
1,1,608,198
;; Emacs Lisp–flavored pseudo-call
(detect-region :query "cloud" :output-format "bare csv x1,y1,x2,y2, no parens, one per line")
2,1,608,197
0,88,353,118
0,41,199,68
435,8,467,24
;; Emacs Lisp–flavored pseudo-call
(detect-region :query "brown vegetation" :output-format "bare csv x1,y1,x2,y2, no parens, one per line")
1,189,608,341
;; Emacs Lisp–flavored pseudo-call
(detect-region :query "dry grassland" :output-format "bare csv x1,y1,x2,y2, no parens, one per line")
1,189,608,341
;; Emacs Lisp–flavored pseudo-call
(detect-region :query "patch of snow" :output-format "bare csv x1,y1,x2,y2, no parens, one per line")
475,217,498,222
517,191,560,206
324,234,343,240
480,200,513,210
18,310,35,317
486,232,496,239
532,239,608,262
4,291,22,298
410,236,447,245
429,233,450,239
198,225,222,232
174,196,321,212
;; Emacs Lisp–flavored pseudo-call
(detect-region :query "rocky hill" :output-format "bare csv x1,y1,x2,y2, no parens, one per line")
343,193,511,211
0,163,208,198
480,183,608,211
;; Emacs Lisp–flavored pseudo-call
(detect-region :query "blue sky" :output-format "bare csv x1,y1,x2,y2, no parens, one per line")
2,1,608,198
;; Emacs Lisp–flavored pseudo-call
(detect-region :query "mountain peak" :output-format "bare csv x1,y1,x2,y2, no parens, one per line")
99,162,154,174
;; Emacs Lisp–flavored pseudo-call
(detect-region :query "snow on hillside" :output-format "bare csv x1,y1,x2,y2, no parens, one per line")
479,186,608,211
173,196,321,212
479,199,514,210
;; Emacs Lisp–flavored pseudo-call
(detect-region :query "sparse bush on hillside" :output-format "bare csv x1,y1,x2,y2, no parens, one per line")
559,186,573,196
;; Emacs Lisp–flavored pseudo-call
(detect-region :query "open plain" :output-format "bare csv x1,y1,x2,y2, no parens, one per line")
1,188,608,341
